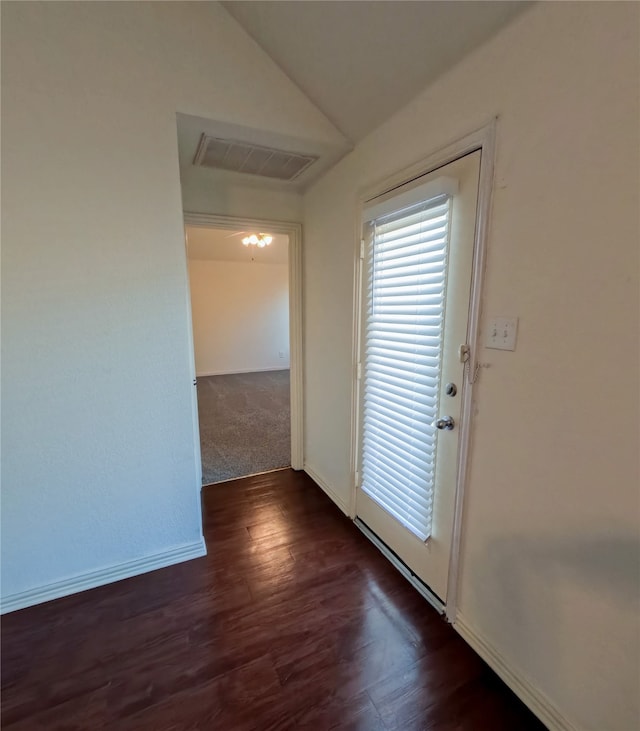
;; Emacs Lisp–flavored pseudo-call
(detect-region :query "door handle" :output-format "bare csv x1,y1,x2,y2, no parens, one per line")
435,416,455,431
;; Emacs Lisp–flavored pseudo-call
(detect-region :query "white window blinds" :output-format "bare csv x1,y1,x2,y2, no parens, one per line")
361,193,452,542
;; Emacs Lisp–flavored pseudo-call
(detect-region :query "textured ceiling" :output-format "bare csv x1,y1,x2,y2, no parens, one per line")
222,1,530,142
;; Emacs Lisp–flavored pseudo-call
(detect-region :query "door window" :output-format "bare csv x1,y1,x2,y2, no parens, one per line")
362,194,452,541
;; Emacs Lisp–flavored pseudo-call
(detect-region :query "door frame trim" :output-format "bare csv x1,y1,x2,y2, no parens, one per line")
349,120,497,622
183,212,304,471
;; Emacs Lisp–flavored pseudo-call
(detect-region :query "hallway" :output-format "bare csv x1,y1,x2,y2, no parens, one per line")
1,470,544,729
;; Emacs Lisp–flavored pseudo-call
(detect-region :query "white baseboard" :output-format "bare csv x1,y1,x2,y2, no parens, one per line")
196,366,290,377
304,464,349,516
0,538,207,615
454,614,578,731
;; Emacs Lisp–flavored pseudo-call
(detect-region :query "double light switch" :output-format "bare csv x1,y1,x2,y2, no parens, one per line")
485,317,518,351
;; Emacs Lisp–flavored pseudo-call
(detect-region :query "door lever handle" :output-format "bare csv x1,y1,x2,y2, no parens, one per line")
435,416,455,431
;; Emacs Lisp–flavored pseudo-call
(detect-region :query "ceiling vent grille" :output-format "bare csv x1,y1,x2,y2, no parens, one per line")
193,134,319,181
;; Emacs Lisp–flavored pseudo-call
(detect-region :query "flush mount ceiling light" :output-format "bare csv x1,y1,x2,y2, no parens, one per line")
242,233,273,248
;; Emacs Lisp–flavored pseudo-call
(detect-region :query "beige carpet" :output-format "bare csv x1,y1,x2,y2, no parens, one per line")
197,370,290,485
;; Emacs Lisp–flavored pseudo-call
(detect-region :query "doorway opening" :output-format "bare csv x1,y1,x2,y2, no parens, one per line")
183,214,303,486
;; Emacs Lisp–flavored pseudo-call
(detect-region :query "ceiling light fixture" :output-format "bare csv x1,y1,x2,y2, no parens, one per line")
242,233,273,248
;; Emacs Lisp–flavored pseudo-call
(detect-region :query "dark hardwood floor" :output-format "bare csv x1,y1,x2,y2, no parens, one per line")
1,469,545,730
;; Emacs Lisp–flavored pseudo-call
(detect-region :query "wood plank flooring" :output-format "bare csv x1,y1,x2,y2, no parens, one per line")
1,469,546,730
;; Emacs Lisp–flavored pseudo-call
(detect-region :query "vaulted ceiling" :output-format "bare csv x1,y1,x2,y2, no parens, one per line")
178,1,531,195
222,1,530,143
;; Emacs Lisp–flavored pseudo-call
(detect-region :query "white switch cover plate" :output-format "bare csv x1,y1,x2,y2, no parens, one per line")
486,317,518,351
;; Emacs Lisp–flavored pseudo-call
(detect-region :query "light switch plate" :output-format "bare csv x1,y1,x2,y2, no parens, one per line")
486,317,518,351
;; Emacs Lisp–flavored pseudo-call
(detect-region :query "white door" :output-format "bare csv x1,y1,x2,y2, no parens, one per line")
356,151,481,603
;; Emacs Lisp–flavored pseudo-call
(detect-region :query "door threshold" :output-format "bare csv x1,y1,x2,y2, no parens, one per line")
355,518,445,616
202,466,291,488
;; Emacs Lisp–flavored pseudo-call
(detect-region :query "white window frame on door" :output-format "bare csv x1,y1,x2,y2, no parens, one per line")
349,121,497,623
183,212,304,472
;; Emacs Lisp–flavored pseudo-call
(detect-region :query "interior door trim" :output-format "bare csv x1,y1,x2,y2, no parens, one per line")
183,212,304,472
349,119,497,623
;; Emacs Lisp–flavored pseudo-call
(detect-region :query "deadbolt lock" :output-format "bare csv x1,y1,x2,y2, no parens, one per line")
445,383,457,397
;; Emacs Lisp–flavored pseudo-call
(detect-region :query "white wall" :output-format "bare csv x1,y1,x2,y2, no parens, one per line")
181,166,303,222
302,4,639,730
189,260,289,375
0,1,343,607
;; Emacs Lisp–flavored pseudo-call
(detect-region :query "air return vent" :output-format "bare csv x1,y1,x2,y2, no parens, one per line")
193,134,319,181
